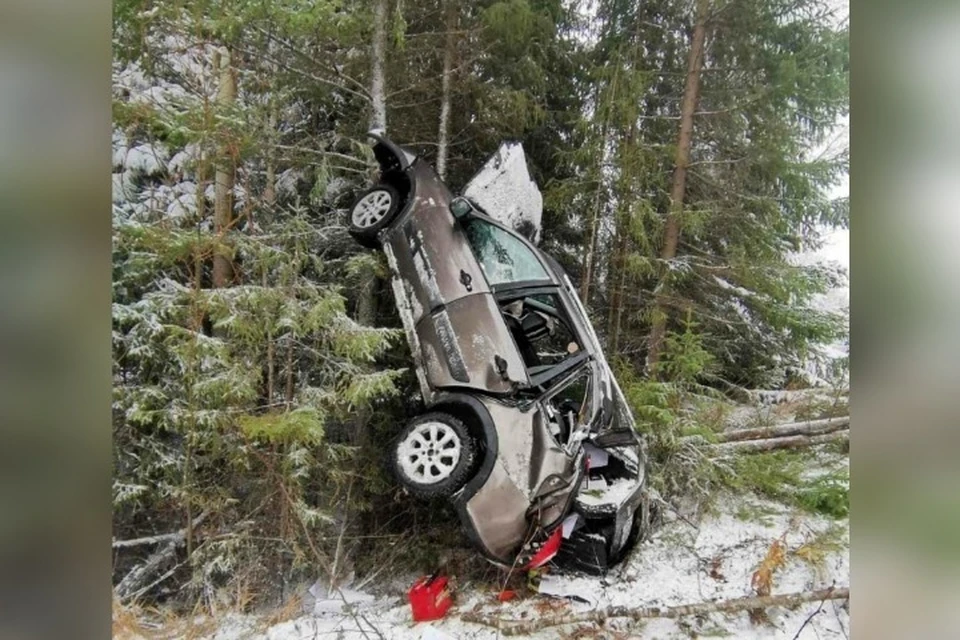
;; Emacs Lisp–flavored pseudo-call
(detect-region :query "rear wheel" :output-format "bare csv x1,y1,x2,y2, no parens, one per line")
348,184,401,247
390,413,477,499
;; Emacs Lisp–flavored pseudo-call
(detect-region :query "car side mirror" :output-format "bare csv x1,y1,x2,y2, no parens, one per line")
449,196,475,221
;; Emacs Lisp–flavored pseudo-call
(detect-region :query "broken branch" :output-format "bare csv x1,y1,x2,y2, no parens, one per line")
461,586,849,636
112,511,209,549
114,511,209,601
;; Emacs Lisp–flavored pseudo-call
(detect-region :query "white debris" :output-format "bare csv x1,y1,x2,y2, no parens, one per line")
537,573,602,608
577,476,637,507
560,512,579,538
462,142,543,245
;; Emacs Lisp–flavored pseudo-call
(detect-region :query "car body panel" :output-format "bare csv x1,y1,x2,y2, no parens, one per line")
456,397,581,564
381,161,491,323
413,295,527,393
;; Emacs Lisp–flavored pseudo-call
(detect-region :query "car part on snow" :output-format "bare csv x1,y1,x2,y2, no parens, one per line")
407,574,453,622
348,184,401,246
353,130,648,571
524,527,563,569
390,412,477,499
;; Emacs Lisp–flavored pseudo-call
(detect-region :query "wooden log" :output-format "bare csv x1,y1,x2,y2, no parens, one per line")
708,431,848,455
461,586,848,636
711,417,849,443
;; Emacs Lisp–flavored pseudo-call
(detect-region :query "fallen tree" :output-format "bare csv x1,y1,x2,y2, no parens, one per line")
461,586,849,636
707,417,849,444
708,431,848,455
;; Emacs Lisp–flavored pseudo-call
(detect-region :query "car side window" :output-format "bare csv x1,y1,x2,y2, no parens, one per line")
465,219,549,285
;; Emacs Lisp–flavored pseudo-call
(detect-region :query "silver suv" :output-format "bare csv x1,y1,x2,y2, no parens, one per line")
347,132,648,573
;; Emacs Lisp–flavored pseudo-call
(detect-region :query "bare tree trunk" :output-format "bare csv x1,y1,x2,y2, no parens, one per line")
606,218,628,351
213,46,237,288
436,0,457,180
579,123,610,305
704,416,850,444
284,337,294,407
579,190,602,303
358,0,390,326
463,586,848,636
263,106,277,208
370,0,388,131
645,0,709,374
709,431,848,454
612,234,628,352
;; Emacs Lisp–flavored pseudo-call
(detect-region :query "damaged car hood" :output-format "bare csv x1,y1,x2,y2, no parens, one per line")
462,141,543,245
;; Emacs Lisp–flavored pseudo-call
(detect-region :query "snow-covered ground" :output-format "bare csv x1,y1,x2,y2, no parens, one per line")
170,491,847,640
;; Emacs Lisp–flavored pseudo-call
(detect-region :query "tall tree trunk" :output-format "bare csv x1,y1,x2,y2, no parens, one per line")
262,103,277,407
358,0,390,326
607,226,629,352
579,75,617,304
263,106,277,208
579,189,602,304
284,337,295,407
436,0,458,180
213,47,237,288
645,0,709,374
369,0,388,131
579,123,609,305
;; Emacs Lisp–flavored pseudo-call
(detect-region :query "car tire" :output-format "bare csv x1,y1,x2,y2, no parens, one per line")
390,413,477,499
348,184,401,248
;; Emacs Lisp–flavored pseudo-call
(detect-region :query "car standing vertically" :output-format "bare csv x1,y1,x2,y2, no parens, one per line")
347,131,648,573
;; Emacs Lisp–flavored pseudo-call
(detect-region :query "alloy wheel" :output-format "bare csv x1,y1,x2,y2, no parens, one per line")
397,421,463,484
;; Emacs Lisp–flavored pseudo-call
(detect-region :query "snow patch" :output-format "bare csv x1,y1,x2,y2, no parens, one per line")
195,491,848,640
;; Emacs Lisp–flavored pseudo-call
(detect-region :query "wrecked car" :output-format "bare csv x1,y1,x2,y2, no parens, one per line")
347,131,648,574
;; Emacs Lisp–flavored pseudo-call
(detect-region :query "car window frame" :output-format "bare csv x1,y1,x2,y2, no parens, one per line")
462,216,553,289
492,286,592,394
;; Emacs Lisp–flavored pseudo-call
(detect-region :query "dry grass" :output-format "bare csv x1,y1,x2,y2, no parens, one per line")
261,593,304,629
750,534,787,597
112,596,220,640
112,597,150,640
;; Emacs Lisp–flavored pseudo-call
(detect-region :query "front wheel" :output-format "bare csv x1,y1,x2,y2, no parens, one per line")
390,413,477,499
348,184,401,247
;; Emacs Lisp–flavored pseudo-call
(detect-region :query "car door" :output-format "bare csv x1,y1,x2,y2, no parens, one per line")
382,161,528,394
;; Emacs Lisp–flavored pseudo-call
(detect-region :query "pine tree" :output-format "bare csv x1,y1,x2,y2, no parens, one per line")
112,1,405,604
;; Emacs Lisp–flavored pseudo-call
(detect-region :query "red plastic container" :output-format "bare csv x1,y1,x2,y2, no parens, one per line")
408,574,453,622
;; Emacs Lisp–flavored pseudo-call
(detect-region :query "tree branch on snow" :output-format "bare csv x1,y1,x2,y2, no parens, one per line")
461,586,849,636
708,430,848,455
114,511,209,601
685,416,849,444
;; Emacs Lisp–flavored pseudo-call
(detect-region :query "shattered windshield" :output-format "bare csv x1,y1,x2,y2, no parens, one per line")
465,219,549,286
